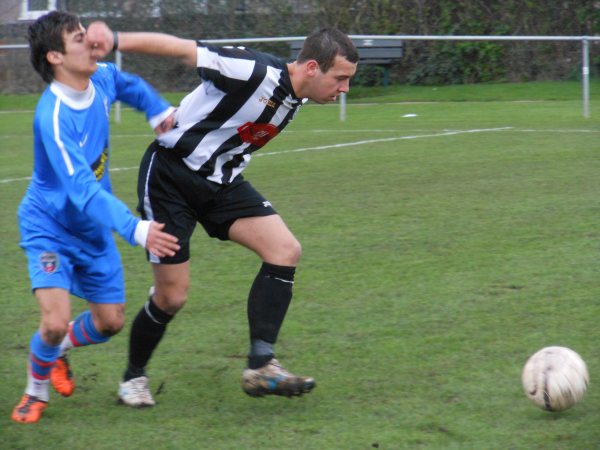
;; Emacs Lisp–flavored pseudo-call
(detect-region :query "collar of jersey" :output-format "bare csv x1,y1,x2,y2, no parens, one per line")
50,80,96,110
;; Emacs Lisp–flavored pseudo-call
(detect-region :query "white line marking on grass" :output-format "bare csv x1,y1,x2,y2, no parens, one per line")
519,129,600,133
0,165,141,184
285,128,598,134
285,129,433,133
1,126,571,185
2,128,598,140
255,127,513,158
0,110,36,114
0,176,32,184
109,166,140,172
0,127,511,184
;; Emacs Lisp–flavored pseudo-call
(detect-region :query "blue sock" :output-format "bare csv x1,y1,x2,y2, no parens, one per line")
26,331,60,401
69,310,110,347
29,331,60,380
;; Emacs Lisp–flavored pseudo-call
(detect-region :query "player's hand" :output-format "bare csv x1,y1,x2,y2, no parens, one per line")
154,109,177,135
145,221,180,258
87,21,114,59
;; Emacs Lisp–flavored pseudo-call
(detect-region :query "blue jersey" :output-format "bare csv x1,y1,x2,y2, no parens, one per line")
18,63,172,302
19,63,172,249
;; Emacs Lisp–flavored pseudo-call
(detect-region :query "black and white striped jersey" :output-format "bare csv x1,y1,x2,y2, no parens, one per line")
157,42,306,185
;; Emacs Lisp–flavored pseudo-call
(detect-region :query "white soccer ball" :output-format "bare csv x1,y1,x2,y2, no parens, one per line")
522,346,589,411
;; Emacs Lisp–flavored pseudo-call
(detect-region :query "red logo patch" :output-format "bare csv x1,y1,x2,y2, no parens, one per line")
40,252,59,274
237,122,279,147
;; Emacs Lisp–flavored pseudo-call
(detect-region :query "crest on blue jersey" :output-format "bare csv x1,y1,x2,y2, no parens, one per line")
40,252,59,274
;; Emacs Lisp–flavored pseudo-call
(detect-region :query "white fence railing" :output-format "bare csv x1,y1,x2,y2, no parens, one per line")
2,34,599,118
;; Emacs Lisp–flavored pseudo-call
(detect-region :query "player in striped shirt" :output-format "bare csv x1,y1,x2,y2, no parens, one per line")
88,23,358,405
11,11,180,424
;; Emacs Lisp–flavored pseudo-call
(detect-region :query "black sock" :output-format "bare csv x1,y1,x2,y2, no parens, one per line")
247,262,295,369
123,296,174,381
248,354,274,370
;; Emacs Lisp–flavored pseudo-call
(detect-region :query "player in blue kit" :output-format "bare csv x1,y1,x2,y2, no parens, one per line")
11,11,180,424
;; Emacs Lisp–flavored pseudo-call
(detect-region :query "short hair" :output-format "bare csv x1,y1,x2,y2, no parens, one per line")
27,11,81,83
297,28,359,73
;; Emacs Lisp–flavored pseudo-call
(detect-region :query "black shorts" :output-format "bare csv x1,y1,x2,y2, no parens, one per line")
137,141,277,263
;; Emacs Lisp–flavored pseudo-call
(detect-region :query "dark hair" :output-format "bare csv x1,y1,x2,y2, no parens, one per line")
27,11,81,83
297,28,359,73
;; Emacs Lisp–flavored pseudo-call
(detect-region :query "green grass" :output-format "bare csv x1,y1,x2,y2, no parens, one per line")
347,79,600,102
1,82,599,449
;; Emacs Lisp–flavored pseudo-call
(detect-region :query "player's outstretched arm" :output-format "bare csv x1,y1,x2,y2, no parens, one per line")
88,21,197,66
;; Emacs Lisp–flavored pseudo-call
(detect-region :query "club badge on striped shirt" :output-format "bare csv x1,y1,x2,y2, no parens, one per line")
237,122,279,147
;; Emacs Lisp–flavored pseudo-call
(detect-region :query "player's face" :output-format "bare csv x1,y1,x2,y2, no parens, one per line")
59,24,98,79
309,56,357,104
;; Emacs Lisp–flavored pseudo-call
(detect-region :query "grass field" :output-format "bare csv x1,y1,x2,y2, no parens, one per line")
1,81,599,449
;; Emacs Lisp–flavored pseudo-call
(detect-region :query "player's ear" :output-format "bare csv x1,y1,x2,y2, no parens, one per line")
305,59,320,77
46,50,63,66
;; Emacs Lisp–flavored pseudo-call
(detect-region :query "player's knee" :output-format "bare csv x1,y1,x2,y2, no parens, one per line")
266,238,301,266
152,279,189,315
94,306,125,337
98,316,125,337
40,320,69,345
154,290,187,315
282,238,302,266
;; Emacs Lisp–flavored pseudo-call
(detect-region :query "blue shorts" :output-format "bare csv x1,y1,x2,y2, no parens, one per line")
19,217,125,304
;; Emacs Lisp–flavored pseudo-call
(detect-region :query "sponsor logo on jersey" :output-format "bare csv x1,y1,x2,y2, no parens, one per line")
91,148,109,181
40,252,59,274
259,96,277,109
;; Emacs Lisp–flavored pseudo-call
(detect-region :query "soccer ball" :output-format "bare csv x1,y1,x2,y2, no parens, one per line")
522,346,589,412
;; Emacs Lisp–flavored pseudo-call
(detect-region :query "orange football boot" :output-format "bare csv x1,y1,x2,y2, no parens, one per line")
50,355,75,397
11,394,48,423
